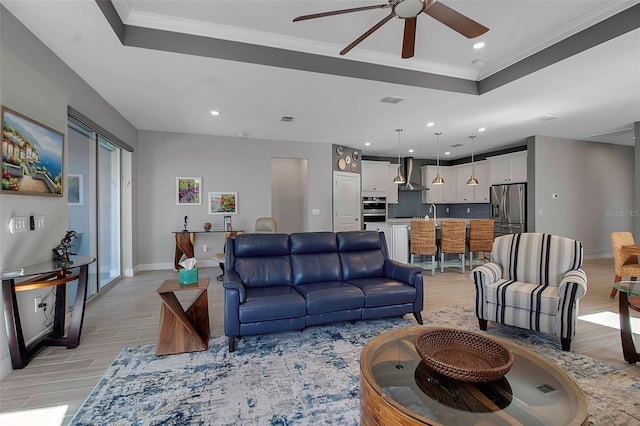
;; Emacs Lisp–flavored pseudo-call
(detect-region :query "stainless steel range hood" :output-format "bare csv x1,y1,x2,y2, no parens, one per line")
399,157,427,191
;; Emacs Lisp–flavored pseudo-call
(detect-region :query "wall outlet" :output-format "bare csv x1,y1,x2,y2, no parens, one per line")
445,207,449,213
34,296,42,313
202,244,208,252
312,209,320,215
9,217,28,233
552,193,559,199
466,208,471,214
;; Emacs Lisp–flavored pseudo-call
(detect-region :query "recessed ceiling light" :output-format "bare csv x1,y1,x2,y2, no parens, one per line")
365,142,371,146
478,127,486,132
408,149,414,153
473,42,485,49
444,151,451,155
426,122,435,127
210,110,220,116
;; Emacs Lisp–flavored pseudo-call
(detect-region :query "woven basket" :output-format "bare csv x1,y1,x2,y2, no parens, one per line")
414,328,514,382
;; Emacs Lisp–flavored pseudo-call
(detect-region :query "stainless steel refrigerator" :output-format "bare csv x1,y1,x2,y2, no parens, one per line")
490,183,527,237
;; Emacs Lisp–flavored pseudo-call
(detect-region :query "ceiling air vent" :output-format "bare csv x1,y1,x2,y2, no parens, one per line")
280,116,295,122
450,143,464,148
379,96,405,104
537,115,559,121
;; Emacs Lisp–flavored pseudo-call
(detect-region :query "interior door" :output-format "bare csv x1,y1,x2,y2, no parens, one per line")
333,171,361,231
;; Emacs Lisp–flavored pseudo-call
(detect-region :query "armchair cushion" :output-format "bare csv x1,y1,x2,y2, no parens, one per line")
486,280,560,315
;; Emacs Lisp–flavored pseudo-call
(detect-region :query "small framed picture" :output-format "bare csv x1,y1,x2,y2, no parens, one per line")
208,191,238,215
176,177,202,205
67,174,83,205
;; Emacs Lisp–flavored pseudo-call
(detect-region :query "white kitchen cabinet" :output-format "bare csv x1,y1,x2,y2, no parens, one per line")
362,160,390,195
421,166,451,203
386,163,400,204
365,223,393,254
391,225,409,263
452,164,474,202
472,160,490,202
487,152,527,184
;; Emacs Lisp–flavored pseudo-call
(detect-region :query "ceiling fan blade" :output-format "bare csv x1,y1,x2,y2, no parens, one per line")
402,17,417,59
340,13,394,56
424,2,489,38
293,4,390,22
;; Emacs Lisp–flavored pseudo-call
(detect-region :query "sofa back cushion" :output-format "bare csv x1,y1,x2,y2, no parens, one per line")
337,231,386,281
492,233,583,286
230,233,291,287
290,232,342,286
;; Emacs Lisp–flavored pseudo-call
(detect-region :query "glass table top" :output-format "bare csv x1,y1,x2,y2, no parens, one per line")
1,255,95,280
360,326,588,426
615,281,640,297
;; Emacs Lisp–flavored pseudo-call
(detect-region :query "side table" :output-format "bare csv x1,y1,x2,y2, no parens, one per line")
156,278,210,356
1,256,96,369
615,280,640,363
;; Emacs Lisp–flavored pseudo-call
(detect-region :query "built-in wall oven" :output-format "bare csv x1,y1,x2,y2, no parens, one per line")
362,196,387,227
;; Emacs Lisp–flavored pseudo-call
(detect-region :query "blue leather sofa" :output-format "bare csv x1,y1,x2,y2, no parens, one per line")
223,231,424,352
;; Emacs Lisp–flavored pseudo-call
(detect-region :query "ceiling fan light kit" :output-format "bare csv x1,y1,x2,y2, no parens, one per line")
293,0,488,59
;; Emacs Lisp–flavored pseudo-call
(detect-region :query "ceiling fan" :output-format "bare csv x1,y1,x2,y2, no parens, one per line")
293,0,488,59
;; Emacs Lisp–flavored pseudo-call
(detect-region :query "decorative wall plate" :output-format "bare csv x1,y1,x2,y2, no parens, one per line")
345,155,351,164
336,146,344,156
337,158,347,170
351,163,358,172
352,151,359,160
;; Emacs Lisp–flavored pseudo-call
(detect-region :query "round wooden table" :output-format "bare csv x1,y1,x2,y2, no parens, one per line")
360,326,588,425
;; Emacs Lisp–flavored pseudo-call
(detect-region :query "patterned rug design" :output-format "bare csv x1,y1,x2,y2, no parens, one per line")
71,306,639,425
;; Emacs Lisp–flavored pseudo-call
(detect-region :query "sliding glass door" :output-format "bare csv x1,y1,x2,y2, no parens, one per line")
98,136,121,288
67,119,122,305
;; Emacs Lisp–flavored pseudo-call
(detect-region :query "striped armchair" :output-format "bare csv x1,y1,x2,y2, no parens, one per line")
470,233,587,351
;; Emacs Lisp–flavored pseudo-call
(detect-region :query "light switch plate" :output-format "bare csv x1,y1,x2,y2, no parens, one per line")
9,217,28,233
34,216,45,230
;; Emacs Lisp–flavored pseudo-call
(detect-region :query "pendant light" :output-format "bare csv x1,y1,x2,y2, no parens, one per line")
392,128,406,184
466,135,479,186
432,132,444,185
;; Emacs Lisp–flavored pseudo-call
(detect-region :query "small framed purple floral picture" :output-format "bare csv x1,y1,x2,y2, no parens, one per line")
176,176,202,205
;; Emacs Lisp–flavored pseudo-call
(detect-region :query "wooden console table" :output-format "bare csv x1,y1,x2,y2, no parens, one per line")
156,278,210,356
1,256,95,369
172,230,242,271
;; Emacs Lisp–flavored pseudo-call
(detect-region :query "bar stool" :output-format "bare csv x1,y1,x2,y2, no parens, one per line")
439,220,466,273
410,220,437,276
467,219,494,269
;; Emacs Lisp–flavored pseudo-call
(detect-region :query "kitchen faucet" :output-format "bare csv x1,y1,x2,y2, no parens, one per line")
429,204,437,223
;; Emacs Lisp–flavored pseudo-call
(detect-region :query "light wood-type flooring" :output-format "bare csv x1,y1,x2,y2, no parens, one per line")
0,257,638,425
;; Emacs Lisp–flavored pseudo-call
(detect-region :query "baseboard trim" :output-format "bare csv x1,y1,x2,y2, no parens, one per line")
138,260,218,271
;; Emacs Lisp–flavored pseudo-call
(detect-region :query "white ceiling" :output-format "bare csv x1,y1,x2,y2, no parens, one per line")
3,0,639,159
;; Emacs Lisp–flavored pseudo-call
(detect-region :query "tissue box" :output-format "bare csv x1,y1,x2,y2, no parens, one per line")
179,268,198,285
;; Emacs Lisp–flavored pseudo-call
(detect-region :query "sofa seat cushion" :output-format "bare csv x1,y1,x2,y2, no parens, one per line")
239,287,306,322
486,279,559,315
348,277,416,308
295,281,364,314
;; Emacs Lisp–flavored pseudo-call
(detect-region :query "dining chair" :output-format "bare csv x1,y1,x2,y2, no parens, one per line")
609,231,640,298
213,231,244,281
254,217,278,233
467,219,494,269
439,220,466,273
410,219,437,276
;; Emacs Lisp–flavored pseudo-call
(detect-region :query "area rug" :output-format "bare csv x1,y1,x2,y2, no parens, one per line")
71,306,639,425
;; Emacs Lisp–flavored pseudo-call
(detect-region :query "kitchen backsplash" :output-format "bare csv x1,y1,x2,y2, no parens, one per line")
388,191,491,219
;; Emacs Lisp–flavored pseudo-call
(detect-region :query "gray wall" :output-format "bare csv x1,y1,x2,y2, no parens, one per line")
135,131,333,270
0,7,137,378
531,136,635,257
272,158,308,234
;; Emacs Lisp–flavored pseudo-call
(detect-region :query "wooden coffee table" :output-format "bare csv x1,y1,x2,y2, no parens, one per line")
156,278,210,356
360,326,588,425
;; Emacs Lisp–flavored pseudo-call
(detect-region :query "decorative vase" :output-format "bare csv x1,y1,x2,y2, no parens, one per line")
203,222,212,232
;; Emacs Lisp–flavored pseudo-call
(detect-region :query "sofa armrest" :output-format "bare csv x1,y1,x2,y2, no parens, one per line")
223,270,246,303
469,262,502,287
559,268,587,299
384,259,422,286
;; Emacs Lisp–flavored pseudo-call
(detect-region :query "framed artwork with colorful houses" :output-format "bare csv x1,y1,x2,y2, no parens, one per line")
2,106,64,196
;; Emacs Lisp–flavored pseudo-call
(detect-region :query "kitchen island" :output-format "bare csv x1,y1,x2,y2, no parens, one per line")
370,218,479,264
